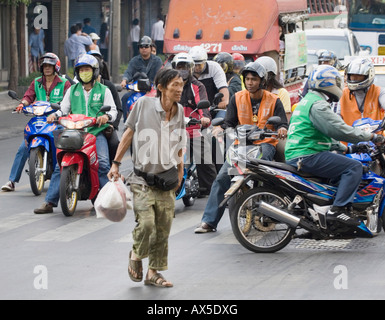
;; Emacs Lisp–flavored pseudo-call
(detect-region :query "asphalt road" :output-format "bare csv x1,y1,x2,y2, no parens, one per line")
1,107,385,304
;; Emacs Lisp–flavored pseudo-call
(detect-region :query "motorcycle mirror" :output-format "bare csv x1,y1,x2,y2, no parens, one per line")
51,103,61,110
213,92,224,105
137,79,152,92
196,100,210,109
98,105,111,114
8,90,18,100
211,118,224,127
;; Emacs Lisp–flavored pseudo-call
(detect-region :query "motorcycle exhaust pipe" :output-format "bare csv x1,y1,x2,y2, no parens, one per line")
256,201,301,227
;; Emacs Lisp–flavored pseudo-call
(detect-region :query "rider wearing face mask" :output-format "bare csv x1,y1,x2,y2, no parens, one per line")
171,52,217,197
34,54,117,214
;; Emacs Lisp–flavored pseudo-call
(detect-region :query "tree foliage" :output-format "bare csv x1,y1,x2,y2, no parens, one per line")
0,0,30,5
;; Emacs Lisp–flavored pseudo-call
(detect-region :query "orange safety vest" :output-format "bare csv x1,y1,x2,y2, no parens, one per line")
340,85,383,125
340,85,384,145
235,89,278,147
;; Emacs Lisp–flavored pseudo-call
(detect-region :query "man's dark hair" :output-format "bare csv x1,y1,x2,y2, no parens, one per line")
155,68,181,98
84,18,91,24
70,24,79,34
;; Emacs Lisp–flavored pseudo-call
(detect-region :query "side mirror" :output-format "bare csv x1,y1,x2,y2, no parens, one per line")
213,92,224,105
99,105,111,113
137,79,152,92
196,100,210,109
51,103,61,111
8,90,18,100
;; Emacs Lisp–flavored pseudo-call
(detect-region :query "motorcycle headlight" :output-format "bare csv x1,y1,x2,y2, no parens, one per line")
33,106,47,116
60,119,93,129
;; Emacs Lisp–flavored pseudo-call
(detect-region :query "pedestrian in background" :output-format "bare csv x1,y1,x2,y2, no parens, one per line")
82,18,96,34
151,14,164,55
130,18,140,58
28,27,45,72
64,24,93,68
99,22,109,62
108,68,186,288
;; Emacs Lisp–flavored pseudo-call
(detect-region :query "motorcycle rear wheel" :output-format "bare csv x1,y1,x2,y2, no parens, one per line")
230,187,295,253
29,147,45,196
60,165,78,216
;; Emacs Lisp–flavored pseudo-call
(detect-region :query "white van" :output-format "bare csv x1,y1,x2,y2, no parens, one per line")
305,28,363,64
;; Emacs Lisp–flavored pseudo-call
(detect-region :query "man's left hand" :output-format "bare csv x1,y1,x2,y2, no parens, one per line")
97,114,109,127
277,127,288,139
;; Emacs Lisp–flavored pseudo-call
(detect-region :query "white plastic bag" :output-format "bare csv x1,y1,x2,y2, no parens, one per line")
95,179,132,222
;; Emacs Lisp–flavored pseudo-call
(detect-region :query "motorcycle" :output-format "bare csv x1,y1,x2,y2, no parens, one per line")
123,78,156,121
175,100,222,206
8,90,60,195
222,116,385,253
53,106,111,216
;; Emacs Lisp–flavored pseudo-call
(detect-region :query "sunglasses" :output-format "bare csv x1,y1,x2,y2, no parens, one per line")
139,45,150,49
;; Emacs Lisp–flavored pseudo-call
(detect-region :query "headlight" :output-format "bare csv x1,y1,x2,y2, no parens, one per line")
33,106,46,116
59,119,93,129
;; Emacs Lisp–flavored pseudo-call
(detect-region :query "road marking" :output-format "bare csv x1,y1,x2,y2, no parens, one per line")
0,211,52,234
26,217,114,242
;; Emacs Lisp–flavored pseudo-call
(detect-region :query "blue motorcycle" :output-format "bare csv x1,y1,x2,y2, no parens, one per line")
221,116,385,253
123,79,155,122
8,91,60,195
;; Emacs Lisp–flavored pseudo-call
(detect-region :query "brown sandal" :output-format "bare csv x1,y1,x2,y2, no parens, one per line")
144,273,173,288
128,250,143,282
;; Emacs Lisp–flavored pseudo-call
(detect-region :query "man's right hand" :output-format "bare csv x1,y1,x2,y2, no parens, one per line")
46,114,57,124
16,103,24,113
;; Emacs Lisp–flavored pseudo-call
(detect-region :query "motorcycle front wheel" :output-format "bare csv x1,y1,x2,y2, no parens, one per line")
29,147,45,196
230,187,295,253
60,165,78,216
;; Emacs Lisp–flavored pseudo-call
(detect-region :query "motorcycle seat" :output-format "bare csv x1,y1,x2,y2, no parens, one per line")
248,158,329,183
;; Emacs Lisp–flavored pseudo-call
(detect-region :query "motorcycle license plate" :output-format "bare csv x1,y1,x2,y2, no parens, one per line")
224,177,244,198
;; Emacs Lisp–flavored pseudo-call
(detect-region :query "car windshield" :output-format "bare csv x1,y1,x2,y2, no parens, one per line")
306,36,351,60
348,0,385,31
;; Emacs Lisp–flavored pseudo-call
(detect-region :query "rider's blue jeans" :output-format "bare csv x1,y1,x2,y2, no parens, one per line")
201,143,276,229
9,141,29,183
286,151,363,207
45,133,110,206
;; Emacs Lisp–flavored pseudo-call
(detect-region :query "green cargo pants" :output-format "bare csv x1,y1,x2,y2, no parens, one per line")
130,183,175,271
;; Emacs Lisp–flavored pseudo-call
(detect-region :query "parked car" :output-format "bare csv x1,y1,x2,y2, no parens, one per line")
305,28,362,65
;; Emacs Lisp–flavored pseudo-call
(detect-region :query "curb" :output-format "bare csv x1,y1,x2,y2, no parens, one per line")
0,91,15,111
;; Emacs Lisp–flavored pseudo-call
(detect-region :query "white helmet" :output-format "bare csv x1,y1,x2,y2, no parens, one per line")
308,65,343,102
256,56,277,75
346,58,375,91
188,46,208,63
171,52,195,80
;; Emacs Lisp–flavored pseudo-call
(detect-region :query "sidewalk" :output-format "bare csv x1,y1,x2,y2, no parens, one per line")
0,91,16,111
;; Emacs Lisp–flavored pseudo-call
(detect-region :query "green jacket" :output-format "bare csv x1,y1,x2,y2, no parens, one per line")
34,75,67,103
70,82,108,136
285,92,332,161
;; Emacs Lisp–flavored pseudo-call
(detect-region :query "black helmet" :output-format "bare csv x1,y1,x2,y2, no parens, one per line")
139,36,152,47
213,52,234,73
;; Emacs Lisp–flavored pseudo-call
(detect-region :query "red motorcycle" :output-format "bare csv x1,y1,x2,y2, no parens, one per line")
53,106,110,216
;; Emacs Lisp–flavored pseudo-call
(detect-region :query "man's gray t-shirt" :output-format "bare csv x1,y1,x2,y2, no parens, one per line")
125,96,187,185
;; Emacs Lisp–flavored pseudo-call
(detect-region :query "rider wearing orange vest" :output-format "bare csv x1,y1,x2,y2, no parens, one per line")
338,58,385,131
194,61,288,233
